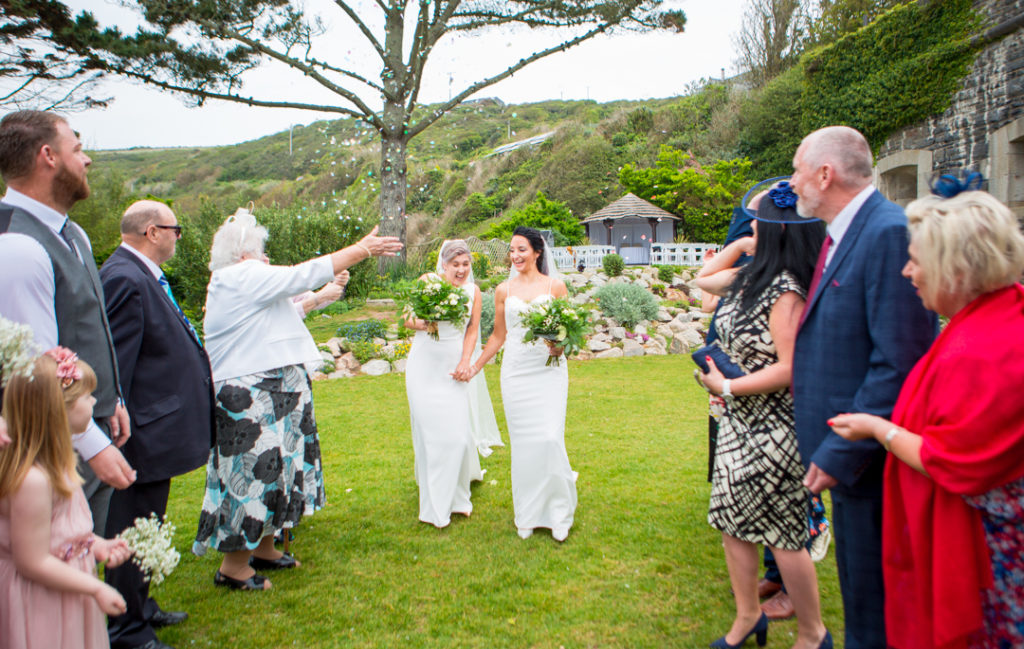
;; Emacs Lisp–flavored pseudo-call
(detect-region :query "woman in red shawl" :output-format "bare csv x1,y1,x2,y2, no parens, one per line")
829,189,1024,649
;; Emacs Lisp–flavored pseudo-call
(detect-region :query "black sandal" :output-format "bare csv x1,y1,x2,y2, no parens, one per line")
249,552,298,570
214,570,268,590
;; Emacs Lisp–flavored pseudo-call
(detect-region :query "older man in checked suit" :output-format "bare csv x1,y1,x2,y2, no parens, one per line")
789,126,937,649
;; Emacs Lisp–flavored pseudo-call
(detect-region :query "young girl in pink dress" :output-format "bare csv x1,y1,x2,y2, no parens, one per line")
0,349,133,649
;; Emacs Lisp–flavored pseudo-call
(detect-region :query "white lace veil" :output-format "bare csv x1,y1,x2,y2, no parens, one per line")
436,240,503,455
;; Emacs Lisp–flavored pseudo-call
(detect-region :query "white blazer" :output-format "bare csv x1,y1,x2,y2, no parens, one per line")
204,256,334,382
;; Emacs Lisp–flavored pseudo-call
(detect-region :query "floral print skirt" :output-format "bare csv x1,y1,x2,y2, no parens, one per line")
193,364,325,555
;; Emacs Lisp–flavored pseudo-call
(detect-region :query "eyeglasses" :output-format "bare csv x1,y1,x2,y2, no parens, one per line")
153,224,183,238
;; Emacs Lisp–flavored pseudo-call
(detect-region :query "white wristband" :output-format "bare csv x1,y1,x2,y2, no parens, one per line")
721,379,733,398
883,427,902,451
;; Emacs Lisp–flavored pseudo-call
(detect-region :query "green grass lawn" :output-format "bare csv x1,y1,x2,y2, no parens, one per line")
156,355,844,648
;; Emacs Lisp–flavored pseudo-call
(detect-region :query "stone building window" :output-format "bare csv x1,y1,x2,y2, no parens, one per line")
875,150,933,207
991,118,1024,218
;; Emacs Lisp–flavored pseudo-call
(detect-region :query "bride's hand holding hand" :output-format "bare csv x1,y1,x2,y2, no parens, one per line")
451,359,473,382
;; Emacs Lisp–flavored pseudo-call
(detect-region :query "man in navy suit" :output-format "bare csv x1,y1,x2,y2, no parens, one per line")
790,126,936,649
100,200,214,649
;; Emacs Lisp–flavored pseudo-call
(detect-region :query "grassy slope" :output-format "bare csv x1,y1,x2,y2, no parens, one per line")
156,356,843,648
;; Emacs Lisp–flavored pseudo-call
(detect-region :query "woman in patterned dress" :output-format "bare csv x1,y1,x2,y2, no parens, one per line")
831,188,1024,649
696,182,830,649
192,208,401,591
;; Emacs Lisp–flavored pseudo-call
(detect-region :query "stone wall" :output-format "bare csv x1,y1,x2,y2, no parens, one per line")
875,0,1024,213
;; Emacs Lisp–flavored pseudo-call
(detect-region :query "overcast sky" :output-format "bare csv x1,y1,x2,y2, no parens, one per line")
48,0,747,150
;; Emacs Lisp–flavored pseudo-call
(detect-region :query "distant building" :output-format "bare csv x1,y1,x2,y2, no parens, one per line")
581,193,680,264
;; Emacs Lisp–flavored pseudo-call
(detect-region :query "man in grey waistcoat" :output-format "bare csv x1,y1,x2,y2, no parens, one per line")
0,110,136,531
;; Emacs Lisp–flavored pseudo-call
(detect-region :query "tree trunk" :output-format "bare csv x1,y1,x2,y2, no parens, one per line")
377,125,408,273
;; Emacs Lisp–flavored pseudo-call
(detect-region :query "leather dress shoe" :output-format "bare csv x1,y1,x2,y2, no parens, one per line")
761,590,795,620
757,578,782,600
149,609,188,628
132,640,176,649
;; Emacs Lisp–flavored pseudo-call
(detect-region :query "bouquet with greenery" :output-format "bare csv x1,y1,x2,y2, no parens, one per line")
400,273,469,340
520,297,591,367
118,514,180,586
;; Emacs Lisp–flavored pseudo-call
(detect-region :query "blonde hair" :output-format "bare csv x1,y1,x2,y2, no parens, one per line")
0,355,88,499
208,207,269,271
906,191,1024,304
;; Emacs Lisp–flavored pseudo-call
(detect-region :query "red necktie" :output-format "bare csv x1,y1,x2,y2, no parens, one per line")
799,234,833,329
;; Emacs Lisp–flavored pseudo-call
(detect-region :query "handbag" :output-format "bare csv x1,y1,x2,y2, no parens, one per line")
691,341,747,379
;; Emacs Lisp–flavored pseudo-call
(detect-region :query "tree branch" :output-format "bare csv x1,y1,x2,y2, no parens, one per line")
106,65,376,124
219,24,392,112
333,0,386,62
408,22,608,138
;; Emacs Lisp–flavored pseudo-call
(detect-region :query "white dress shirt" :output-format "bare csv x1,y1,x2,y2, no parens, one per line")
204,256,334,383
119,241,164,280
0,189,111,460
824,184,876,268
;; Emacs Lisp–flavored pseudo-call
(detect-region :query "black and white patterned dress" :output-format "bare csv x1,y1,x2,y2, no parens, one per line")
707,271,809,550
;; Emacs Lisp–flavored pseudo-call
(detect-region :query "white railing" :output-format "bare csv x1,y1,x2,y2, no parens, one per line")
553,245,616,270
650,243,720,266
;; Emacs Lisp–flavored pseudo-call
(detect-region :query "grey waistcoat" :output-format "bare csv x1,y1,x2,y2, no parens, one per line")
0,205,121,422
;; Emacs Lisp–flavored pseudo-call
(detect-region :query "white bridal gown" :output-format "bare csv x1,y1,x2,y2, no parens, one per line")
502,291,578,540
405,283,484,527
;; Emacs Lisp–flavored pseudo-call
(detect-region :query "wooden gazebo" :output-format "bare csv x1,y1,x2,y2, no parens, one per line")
581,193,680,264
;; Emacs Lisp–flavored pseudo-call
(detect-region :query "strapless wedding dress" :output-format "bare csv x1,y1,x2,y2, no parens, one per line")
501,293,577,540
405,284,483,527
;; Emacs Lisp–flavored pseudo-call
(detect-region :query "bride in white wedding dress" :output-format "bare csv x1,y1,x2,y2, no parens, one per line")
458,227,578,541
404,240,500,528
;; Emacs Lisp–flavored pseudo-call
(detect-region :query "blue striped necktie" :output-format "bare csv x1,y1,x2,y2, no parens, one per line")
158,274,202,347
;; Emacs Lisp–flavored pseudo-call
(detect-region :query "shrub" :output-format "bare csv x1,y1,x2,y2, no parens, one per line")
337,319,388,342
350,341,380,364
480,291,495,339
602,253,625,277
481,191,585,245
594,283,660,328
656,265,680,284
650,283,667,297
471,251,490,279
385,340,411,362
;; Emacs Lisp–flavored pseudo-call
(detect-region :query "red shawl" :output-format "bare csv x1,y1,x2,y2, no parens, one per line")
885,284,1024,649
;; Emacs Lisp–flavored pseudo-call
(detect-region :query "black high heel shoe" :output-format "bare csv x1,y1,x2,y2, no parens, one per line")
817,630,833,649
709,612,768,649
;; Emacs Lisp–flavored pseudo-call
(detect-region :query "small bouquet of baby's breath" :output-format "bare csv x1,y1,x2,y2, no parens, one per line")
0,316,38,388
400,273,469,340
520,297,591,367
118,514,179,586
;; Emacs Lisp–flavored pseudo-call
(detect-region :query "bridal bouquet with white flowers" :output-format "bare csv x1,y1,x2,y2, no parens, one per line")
520,297,591,367
118,514,180,586
1,316,38,388
400,273,469,340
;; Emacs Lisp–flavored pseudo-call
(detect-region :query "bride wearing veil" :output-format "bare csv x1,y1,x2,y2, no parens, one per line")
404,240,500,528
458,226,578,541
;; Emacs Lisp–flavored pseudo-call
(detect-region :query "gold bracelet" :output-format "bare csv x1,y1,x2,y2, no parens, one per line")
356,242,372,258
883,427,902,452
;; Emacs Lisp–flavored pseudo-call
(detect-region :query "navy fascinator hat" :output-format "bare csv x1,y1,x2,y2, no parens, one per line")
741,176,821,224
930,170,985,199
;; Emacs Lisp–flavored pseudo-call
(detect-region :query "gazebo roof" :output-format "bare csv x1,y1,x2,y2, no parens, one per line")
581,193,680,224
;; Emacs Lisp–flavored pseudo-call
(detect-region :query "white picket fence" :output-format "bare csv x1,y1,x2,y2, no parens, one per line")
553,243,719,270
650,242,720,266
552,245,616,270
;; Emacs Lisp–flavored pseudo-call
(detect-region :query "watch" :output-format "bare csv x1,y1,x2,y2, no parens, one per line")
721,379,733,398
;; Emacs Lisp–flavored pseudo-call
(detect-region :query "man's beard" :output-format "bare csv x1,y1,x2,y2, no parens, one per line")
53,162,90,208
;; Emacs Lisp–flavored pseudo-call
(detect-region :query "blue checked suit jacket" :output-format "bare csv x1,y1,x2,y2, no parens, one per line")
792,190,937,495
